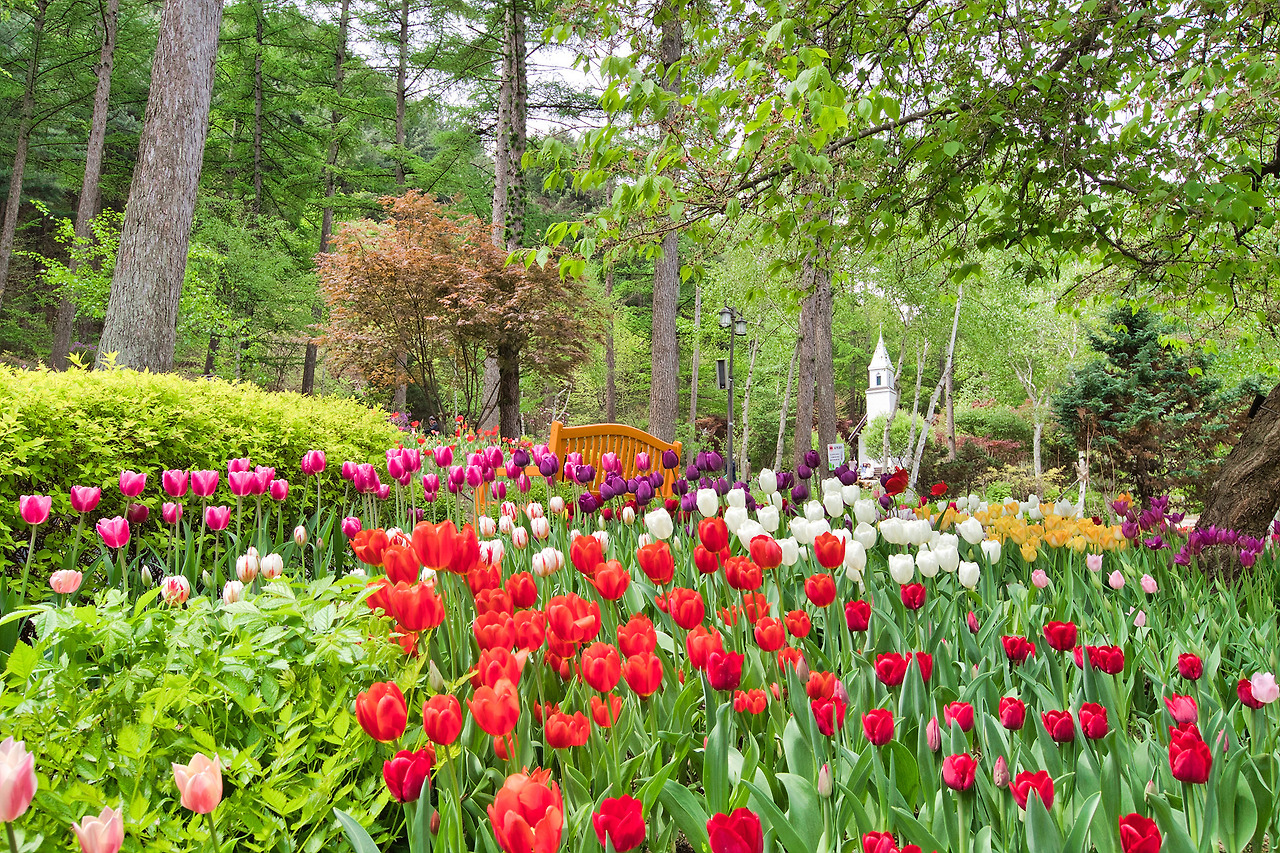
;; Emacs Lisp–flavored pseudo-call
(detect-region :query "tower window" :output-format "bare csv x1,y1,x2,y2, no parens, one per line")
875,375,881,386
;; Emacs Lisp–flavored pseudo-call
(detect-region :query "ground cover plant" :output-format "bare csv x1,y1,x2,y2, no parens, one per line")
1,440,1279,853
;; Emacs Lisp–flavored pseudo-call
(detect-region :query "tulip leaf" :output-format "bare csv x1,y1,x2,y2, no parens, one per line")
891,805,947,853
705,698,734,814
1145,793,1197,853
744,779,815,853
657,778,710,851
333,808,383,853
782,715,816,780
1025,790,1063,853
1062,791,1100,853
776,773,821,846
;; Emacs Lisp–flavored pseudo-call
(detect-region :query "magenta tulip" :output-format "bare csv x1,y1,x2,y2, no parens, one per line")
204,506,231,532
300,450,326,476
227,457,251,474
18,495,51,526
342,516,362,538
228,470,254,497
162,502,183,525
69,485,101,513
269,479,289,501
190,470,219,498
96,517,130,549
161,469,189,498
118,470,146,497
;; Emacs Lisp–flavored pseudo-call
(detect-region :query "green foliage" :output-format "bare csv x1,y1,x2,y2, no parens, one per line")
0,365,396,563
3,578,405,852
866,410,929,460
953,403,1033,445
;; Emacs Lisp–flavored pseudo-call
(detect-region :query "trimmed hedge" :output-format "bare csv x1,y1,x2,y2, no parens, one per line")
0,366,398,562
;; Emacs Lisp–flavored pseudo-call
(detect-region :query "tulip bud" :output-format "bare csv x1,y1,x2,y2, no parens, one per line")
817,763,833,797
293,525,308,548
260,553,284,580
222,581,245,604
428,660,446,692
993,755,1010,788
927,716,941,752
795,655,810,683
141,566,154,587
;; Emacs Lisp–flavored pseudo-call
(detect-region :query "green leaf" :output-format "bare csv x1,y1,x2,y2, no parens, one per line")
657,778,710,851
743,779,814,853
943,140,961,157
333,808,382,853
1025,790,1062,853
1063,792,1101,853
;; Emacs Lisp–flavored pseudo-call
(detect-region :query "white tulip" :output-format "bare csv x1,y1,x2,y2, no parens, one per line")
501,501,519,520
525,502,545,519
696,488,720,518
530,517,550,541
759,468,778,495
511,526,529,549
592,530,610,550
843,539,867,574
531,550,550,577
260,553,284,580
779,537,800,566
790,517,814,546
293,525,308,548
905,519,933,547
957,517,985,545
967,493,981,508
769,491,784,509
428,660,446,692
570,528,582,541
853,499,879,525
1054,499,1076,518
757,504,780,533
853,522,878,550
736,520,765,548
478,516,497,537
636,533,653,548
724,506,748,535
419,566,437,583
958,559,981,589
348,567,366,579
805,501,825,522
879,517,905,545
888,553,915,584
498,515,514,535
621,506,636,525
980,538,1002,565
141,566,155,587
726,488,747,509
808,518,831,539
936,532,959,551
935,544,960,574
236,553,259,583
842,484,860,506
956,496,969,511
645,508,674,540
222,580,245,604
823,492,845,518
916,549,940,578
548,496,565,514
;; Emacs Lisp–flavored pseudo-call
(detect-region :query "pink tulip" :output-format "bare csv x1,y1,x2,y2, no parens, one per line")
432,446,453,468
421,473,441,494
49,570,82,595
252,466,274,495
204,506,231,532
1086,553,1103,572
300,450,326,476
227,457,251,475
375,483,391,501
96,517,130,549
926,716,941,752
635,451,651,472
1165,695,1198,725
161,469,189,498
126,503,148,525
1140,574,1158,594
162,502,183,525
269,479,289,502
516,473,531,493
0,737,37,822
1031,569,1049,589
340,460,358,481
466,466,483,488
190,470,219,498
1108,570,1125,589
228,470,254,497
118,470,146,498
69,486,102,513
1133,610,1146,627
71,805,124,853
172,753,222,814
18,495,51,526
341,516,362,538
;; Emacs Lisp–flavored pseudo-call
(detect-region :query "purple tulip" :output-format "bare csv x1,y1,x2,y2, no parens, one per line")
673,478,689,496
126,503,149,525
685,463,699,481
680,492,698,512
636,480,654,503
804,449,820,468
466,466,484,488
662,449,680,470
578,492,598,514
577,464,596,485
791,483,809,503
797,463,812,480
539,455,559,478
879,494,894,509
513,448,530,468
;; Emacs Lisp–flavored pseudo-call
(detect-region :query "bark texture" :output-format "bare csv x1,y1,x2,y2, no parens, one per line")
0,0,48,311
813,264,836,476
605,263,616,422
793,287,817,468
51,0,118,369
97,0,223,371
688,283,701,425
774,334,799,470
1198,380,1280,538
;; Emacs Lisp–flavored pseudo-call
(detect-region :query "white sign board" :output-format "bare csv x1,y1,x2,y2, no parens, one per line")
827,442,845,468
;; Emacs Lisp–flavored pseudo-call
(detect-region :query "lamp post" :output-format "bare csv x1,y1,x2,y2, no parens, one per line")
718,306,748,483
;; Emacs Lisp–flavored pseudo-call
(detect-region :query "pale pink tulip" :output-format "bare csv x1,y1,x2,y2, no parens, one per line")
1031,569,1049,589
1250,672,1280,705
172,753,222,814
1108,570,1125,590
49,570,82,595
0,737,36,822
1140,574,1158,594
1085,553,1103,572
71,805,124,853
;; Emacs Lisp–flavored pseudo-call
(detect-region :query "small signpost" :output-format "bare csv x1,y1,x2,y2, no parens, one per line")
827,442,845,468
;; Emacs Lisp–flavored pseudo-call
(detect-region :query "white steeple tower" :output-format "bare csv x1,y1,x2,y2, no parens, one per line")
858,331,898,468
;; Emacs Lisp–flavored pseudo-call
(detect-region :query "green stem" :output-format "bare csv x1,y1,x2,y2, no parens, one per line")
6,820,18,853
16,526,37,607
204,811,223,853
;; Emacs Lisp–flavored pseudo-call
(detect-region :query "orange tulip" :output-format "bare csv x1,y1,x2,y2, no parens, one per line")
580,642,622,692
812,532,844,569
422,694,463,745
353,528,390,566
593,560,631,600
412,520,457,570
356,682,408,742
488,768,564,853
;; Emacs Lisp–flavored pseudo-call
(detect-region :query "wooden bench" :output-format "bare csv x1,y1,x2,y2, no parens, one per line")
473,420,683,514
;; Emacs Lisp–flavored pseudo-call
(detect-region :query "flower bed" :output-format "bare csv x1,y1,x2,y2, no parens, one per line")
3,443,1280,853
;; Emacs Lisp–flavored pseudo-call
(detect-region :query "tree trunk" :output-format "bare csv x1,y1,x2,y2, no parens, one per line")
909,285,962,490
739,334,759,479
394,0,409,186
96,0,223,371
251,3,264,212
689,283,701,425
204,332,219,376
793,287,817,469
51,0,118,369
905,342,927,466
945,362,956,460
1198,380,1280,539
813,265,837,477
0,0,48,312
305,0,351,395
647,0,682,443
497,339,521,438
605,263,616,422
1032,416,1043,484
774,333,799,470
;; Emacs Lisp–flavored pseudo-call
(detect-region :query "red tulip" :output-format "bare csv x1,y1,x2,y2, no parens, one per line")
1169,723,1212,783
352,528,390,566
622,652,663,697
777,647,805,673
942,753,977,791
725,557,763,591
506,571,538,608
1079,702,1109,739
593,560,631,600
488,768,563,853
914,652,934,682
411,520,458,570
811,697,847,736
422,695,462,745
966,610,980,634
900,583,926,610
1074,644,1124,675
706,650,744,691
1164,694,1197,725
862,708,894,745
999,697,1026,730
754,617,787,652
806,671,836,699
694,545,723,575
590,693,622,728
1177,653,1203,680
943,701,974,733
1042,621,1077,652
473,611,515,650
1010,770,1054,810
734,689,767,714
544,710,591,748
782,608,811,638
805,573,837,608
1001,635,1036,664
845,600,871,631
1118,813,1161,853
473,647,524,690
514,609,547,652
570,534,605,576
707,808,763,853
475,588,514,617
686,626,724,669
580,642,622,692
383,748,433,802
618,613,657,657
467,678,520,737
636,541,675,585
749,535,783,570
812,532,844,569
389,582,445,632
593,795,646,852
667,587,706,630
875,653,909,687
1238,678,1265,709
1041,709,1075,743
356,682,408,742
383,543,420,584
698,517,730,552
862,831,901,853
126,503,148,525
547,593,601,645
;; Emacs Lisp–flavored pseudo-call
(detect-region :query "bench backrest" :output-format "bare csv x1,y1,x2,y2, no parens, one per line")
548,420,683,497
